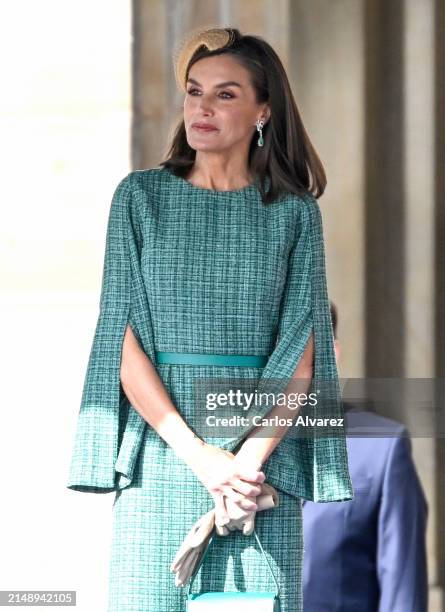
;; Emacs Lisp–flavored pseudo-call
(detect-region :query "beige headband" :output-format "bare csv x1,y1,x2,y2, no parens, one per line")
173,27,237,92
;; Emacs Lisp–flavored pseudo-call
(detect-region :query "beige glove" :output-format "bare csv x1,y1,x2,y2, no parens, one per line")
170,482,279,587
170,508,215,587
214,482,279,536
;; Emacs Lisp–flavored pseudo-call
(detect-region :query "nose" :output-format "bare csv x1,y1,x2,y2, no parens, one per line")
196,93,214,114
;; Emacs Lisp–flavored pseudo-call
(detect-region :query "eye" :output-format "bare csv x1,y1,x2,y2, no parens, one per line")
186,88,234,99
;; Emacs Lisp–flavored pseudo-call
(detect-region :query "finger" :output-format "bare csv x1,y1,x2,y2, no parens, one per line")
233,465,266,484
170,509,215,569
257,483,280,510
189,510,215,547
171,548,193,573
238,496,259,510
213,493,229,525
171,530,201,569
221,486,258,512
256,492,278,512
229,477,262,499
225,497,254,522
175,548,201,586
176,531,214,586
215,523,230,536
243,514,256,536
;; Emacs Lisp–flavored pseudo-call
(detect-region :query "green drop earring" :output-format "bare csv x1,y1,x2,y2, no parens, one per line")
256,119,264,147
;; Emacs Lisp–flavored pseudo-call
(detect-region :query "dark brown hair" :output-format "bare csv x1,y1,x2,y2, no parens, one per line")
330,301,338,339
159,27,327,205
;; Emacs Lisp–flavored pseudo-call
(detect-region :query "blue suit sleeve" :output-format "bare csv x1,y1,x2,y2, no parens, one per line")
377,433,428,611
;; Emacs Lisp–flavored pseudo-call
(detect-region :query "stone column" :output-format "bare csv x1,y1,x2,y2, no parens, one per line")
403,0,443,608
289,0,366,378
435,0,445,608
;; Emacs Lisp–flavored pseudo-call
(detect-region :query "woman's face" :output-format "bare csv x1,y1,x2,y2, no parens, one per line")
183,55,269,155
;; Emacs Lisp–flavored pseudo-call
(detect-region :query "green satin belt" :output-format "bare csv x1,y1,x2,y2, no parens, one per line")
154,351,270,368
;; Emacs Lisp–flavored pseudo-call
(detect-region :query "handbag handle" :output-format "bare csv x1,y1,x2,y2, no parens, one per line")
187,527,280,597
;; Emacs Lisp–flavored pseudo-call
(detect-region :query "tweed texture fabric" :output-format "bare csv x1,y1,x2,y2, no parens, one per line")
67,166,353,501
108,424,303,611
67,166,353,610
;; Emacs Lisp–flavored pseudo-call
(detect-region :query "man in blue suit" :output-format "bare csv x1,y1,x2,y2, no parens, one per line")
302,302,428,611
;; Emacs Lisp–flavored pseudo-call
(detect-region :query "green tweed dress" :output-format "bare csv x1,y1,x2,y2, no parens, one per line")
67,166,353,611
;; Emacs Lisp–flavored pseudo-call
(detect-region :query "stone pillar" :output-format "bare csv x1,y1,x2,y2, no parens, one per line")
365,0,406,378
289,0,366,378
403,0,443,608
435,0,445,608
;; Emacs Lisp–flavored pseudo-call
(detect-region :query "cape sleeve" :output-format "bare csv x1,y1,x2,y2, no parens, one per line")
220,194,354,502
66,172,156,493
259,194,337,390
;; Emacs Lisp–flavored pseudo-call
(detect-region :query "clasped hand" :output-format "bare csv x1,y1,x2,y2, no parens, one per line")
190,442,264,535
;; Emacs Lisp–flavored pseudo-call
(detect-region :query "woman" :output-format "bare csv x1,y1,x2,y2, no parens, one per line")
67,27,353,611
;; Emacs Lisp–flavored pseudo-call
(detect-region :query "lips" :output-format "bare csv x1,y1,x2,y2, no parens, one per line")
192,123,218,131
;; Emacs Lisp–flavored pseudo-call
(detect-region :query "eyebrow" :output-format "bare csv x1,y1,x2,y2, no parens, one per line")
186,77,243,89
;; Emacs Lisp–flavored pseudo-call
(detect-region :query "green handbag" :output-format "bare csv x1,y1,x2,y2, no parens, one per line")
186,527,280,611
